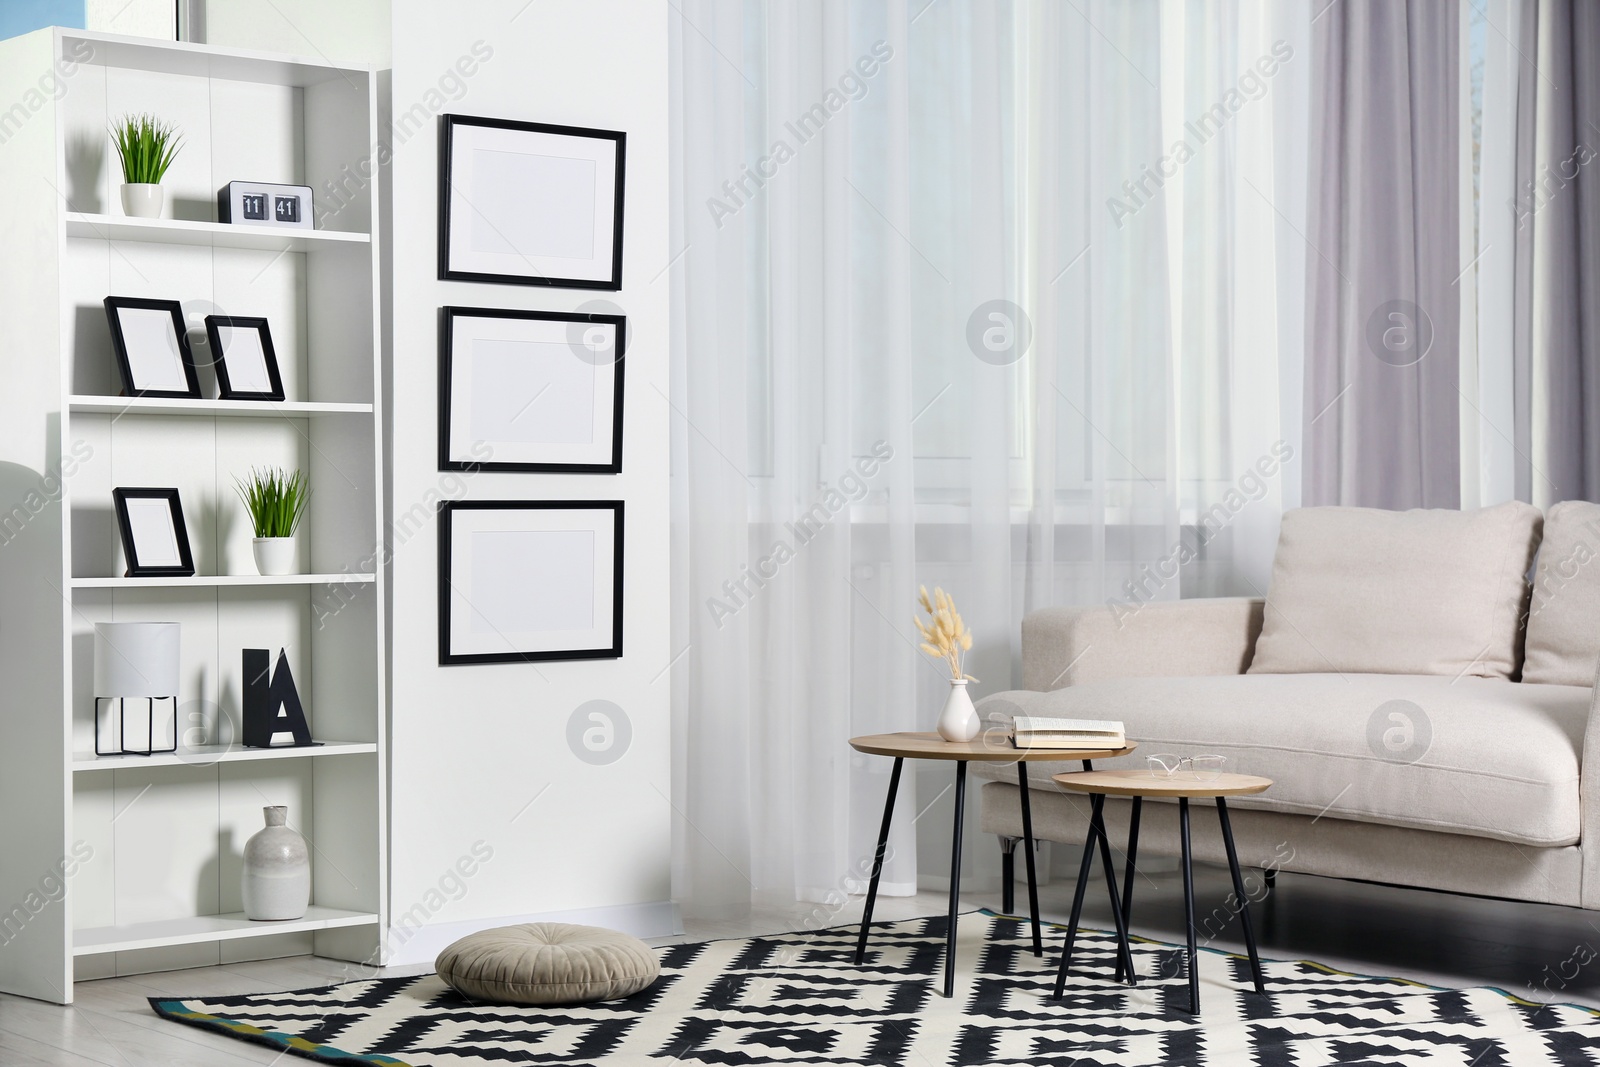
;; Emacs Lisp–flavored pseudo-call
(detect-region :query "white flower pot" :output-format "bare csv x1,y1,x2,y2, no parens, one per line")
252,537,297,576
937,678,980,742
120,183,163,218
242,806,310,921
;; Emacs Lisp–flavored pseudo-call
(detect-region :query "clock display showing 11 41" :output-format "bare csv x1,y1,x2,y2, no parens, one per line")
218,181,315,230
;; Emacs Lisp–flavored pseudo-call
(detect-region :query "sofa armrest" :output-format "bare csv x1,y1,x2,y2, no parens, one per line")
1022,597,1264,691
1579,657,1600,908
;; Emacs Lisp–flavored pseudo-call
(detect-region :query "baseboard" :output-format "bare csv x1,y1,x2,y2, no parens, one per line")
383,899,682,968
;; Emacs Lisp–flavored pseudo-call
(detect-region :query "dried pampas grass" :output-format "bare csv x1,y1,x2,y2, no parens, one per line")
914,585,976,682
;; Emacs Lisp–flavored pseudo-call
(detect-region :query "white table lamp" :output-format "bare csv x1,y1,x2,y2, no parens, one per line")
94,622,180,755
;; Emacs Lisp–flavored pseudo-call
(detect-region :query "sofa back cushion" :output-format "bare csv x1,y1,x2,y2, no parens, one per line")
1523,500,1600,687
1247,502,1542,679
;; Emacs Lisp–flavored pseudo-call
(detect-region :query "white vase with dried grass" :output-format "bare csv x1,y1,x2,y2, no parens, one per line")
915,585,980,742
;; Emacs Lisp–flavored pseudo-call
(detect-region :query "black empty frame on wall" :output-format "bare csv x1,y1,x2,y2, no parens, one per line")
439,306,626,473
104,297,201,399
438,500,623,664
438,114,626,289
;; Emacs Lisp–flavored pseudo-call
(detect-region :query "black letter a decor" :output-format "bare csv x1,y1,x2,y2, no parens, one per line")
242,648,316,749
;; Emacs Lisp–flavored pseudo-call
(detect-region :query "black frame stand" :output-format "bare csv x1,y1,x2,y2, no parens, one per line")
856,755,1043,999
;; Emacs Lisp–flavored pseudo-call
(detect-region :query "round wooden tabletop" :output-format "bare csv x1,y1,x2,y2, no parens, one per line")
1051,769,1272,798
849,731,1139,763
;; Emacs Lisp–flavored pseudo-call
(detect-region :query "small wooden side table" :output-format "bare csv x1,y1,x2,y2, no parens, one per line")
849,732,1138,998
1051,769,1273,1014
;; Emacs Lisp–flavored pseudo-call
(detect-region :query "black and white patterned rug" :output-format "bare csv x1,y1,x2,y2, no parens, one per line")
150,910,1600,1065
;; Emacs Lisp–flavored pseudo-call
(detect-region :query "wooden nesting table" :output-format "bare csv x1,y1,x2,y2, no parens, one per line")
1052,769,1273,1013
848,732,1138,998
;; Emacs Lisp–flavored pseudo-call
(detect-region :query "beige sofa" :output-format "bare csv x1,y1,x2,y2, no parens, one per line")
977,500,1600,911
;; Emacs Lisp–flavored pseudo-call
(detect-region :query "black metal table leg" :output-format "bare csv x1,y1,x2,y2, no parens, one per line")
1052,757,1102,996
1114,796,1141,982
854,757,903,965
1052,756,1138,996
1000,837,1016,914
1261,862,1279,940
1052,797,1099,998
1216,798,1266,994
943,760,968,998
1090,794,1137,986
1017,763,1042,956
1179,797,1199,1014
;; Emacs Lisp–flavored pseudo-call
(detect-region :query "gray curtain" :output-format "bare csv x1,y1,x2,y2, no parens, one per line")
1303,0,1460,509
1512,0,1600,507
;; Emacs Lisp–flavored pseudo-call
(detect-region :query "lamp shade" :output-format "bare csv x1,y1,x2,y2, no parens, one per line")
94,622,180,697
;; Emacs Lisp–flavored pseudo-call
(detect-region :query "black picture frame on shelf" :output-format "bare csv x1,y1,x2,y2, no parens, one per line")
439,306,626,474
111,487,196,578
438,500,623,665
204,316,286,401
104,296,201,399
438,114,625,290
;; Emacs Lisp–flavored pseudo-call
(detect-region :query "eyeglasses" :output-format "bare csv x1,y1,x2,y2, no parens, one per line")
1146,753,1227,782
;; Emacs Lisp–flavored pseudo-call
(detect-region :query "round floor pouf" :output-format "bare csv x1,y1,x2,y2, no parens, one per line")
436,923,661,1005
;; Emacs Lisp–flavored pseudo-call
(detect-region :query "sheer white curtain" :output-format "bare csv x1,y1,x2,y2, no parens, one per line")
668,0,1310,912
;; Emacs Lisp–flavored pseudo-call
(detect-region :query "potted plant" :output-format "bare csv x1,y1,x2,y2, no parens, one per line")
915,585,980,741
236,467,309,576
111,114,182,219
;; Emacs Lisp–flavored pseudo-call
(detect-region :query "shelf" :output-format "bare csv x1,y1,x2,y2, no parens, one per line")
74,907,379,956
59,29,368,88
71,573,375,589
73,740,378,772
65,214,370,252
69,396,373,419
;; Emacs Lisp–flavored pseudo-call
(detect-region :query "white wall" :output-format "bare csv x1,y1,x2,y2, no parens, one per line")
212,0,673,965
380,0,672,964
377,2,672,966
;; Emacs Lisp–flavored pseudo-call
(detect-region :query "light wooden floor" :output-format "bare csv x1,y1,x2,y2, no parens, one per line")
3,862,1597,1064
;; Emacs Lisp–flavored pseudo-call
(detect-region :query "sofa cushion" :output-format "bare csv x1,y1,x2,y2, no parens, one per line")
975,673,1589,846
1247,503,1541,679
1524,500,1600,687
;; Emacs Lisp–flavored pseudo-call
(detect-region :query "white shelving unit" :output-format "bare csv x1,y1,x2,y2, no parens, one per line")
69,396,373,418
70,573,376,589
74,906,378,956
0,28,386,1003
71,741,379,772
64,213,372,251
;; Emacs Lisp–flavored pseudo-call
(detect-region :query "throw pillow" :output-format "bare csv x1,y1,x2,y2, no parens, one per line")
1247,501,1541,679
1522,500,1600,687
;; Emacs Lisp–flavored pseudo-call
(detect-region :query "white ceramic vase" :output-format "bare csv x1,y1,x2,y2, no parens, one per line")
936,678,980,742
252,537,296,576
120,183,163,218
242,806,311,921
